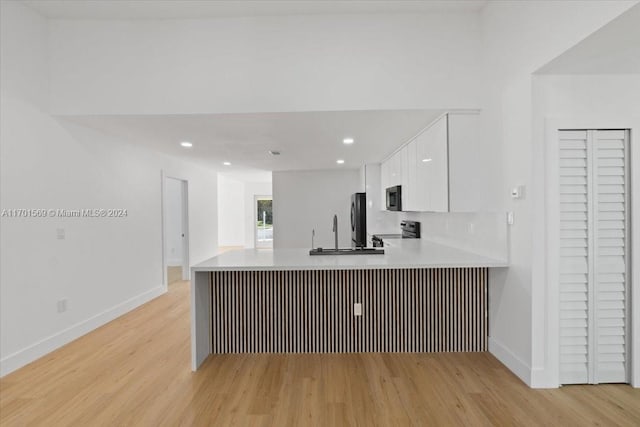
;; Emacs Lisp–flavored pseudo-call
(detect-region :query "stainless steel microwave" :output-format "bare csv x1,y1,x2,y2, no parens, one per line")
386,185,402,211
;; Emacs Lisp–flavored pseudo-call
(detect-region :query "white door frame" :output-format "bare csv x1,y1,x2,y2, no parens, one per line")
161,171,190,287
541,118,640,388
254,195,272,249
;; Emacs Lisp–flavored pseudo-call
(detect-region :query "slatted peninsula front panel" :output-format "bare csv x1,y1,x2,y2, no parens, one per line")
209,268,487,353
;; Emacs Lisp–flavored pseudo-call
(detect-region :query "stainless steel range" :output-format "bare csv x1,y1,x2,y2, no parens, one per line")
372,220,420,247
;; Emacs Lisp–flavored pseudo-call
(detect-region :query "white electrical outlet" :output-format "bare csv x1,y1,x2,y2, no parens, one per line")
57,298,68,313
354,303,362,316
56,228,65,240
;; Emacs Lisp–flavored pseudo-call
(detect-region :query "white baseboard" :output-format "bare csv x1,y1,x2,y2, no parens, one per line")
0,285,166,377
489,336,531,387
530,367,560,389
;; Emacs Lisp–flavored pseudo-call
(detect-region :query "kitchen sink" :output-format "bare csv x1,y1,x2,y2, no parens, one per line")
309,248,385,255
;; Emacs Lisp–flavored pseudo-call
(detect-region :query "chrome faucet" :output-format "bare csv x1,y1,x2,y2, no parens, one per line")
332,214,338,250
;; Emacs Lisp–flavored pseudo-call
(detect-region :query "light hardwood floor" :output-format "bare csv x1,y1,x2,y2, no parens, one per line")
217,246,245,254
1,280,639,426
167,266,183,285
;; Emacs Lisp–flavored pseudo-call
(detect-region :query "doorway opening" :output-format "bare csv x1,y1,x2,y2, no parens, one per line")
162,175,189,287
255,196,273,249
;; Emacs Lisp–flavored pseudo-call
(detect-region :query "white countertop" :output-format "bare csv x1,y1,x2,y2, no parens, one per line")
192,240,508,272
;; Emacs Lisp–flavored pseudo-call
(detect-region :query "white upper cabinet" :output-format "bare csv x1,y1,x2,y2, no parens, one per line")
416,114,449,212
414,132,428,211
380,160,389,206
379,112,482,212
402,140,418,211
389,150,402,187
447,113,482,212
380,150,402,209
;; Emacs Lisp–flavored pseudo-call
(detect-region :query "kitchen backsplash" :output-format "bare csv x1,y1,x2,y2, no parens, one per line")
372,210,508,262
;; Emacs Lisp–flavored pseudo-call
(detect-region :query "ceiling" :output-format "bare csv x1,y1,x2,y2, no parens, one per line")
61,109,446,173
537,4,640,74
25,0,486,20
219,170,273,183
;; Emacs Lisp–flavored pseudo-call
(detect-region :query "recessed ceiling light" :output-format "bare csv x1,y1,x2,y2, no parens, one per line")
180,141,193,148
422,158,432,162
336,159,345,164
223,161,231,166
343,138,354,145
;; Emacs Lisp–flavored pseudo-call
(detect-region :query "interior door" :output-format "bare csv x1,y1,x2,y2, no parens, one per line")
558,129,630,385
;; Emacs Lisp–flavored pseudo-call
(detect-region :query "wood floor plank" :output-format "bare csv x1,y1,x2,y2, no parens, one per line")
1,280,639,426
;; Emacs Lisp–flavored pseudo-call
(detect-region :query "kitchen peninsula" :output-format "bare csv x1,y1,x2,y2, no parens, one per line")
191,241,507,370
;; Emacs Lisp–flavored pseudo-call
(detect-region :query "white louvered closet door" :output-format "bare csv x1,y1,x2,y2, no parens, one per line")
559,129,630,385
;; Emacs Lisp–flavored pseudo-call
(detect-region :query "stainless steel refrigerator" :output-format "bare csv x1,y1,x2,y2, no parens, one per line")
350,192,367,248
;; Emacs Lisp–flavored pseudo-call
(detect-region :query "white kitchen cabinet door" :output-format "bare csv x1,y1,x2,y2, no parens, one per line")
448,113,482,212
386,156,394,188
428,116,449,212
380,160,389,211
415,130,429,211
389,151,402,187
416,114,448,212
558,129,629,385
400,145,409,210
403,140,418,211
380,152,402,209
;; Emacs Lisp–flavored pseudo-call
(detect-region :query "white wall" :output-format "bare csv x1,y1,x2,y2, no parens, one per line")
217,175,272,249
273,170,360,249
479,1,636,386
164,177,183,265
532,74,640,386
217,175,246,247
0,1,219,376
47,12,481,115
0,0,47,108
